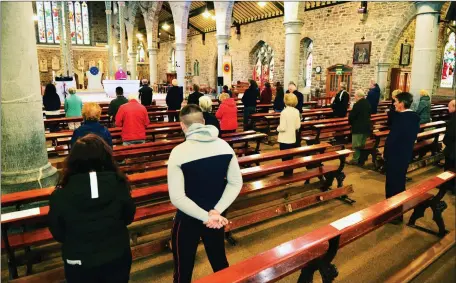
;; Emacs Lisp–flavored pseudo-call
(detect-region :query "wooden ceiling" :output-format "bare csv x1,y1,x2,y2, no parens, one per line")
137,1,347,42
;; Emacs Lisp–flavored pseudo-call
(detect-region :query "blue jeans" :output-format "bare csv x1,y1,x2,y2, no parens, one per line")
122,140,145,146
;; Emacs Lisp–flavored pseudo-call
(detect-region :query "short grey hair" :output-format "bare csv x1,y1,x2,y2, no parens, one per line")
179,104,204,127
199,96,213,112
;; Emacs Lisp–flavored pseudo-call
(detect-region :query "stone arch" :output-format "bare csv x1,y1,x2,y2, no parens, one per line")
298,37,314,90
380,4,417,63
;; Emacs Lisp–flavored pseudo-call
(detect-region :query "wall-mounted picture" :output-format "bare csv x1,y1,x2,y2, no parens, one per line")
399,43,411,66
353,41,371,64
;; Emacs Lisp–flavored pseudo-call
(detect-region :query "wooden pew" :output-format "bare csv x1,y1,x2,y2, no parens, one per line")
194,172,455,283
2,150,353,280
369,124,446,170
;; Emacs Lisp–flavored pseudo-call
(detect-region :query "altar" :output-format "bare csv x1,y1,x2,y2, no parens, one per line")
103,80,140,98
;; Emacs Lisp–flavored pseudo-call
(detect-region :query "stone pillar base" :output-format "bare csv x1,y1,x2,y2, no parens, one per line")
1,162,58,194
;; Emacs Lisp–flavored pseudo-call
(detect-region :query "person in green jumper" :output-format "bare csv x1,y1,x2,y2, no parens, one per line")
348,89,372,165
65,88,83,130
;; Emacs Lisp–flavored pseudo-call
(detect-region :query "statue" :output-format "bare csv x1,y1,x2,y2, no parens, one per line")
193,59,200,76
115,66,127,80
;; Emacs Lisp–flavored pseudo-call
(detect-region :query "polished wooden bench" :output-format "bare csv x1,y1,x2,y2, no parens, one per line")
369,125,446,170
194,171,455,283
3,150,354,280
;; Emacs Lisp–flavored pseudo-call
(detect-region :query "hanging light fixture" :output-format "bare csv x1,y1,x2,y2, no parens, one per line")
258,2,267,8
203,3,211,18
82,1,87,8
211,14,216,20
162,22,170,30
136,33,143,39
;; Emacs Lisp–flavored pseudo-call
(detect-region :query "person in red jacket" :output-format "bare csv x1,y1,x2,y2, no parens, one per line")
260,82,272,104
216,93,238,135
115,94,150,145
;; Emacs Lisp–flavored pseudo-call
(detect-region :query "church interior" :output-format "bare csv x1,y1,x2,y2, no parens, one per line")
1,1,456,282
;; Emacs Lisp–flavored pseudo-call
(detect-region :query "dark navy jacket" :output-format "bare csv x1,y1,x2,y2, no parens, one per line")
367,84,381,114
71,120,113,147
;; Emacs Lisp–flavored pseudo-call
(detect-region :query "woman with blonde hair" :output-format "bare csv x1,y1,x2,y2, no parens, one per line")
277,93,302,176
199,96,221,135
216,92,238,134
65,87,83,130
416,89,431,124
71,102,112,146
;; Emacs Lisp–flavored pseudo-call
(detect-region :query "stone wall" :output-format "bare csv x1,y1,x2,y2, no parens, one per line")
89,1,107,44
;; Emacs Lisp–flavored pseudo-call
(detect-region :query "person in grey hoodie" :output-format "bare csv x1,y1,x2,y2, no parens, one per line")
167,104,243,283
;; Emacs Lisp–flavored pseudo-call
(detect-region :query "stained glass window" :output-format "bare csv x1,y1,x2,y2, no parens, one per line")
137,42,145,63
440,32,455,88
36,2,46,43
35,1,90,45
305,42,313,88
82,2,90,45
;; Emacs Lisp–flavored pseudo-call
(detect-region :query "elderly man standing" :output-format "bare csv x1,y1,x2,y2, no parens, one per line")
331,82,350,118
116,94,150,145
348,89,371,165
168,104,243,282
138,79,153,106
366,79,381,114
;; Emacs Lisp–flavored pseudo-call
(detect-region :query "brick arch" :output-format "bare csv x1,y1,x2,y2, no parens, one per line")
380,4,417,63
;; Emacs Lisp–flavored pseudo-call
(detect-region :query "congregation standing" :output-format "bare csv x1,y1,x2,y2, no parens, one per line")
41,76,454,283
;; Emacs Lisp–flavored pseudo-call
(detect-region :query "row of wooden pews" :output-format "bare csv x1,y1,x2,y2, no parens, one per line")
2,144,354,281
194,171,455,283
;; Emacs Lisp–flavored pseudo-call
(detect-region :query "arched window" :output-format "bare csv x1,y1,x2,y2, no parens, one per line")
35,1,91,45
252,42,274,89
137,42,145,63
440,31,455,88
305,42,313,88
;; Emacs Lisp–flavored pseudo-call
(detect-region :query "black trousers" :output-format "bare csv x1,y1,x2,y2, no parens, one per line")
385,162,408,199
280,142,297,176
64,250,132,283
169,112,180,122
172,213,228,283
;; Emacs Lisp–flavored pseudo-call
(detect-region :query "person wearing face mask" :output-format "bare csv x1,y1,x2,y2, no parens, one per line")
383,92,420,223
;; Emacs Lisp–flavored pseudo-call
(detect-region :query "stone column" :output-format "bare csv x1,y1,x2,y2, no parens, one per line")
149,43,158,84
283,21,303,86
63,2,74,76
118,1,127,70
105,2,114,79
1,2,57,193
377,62,391,100
409,1,443,107
127,26,138,80
175,43,187,88
216,35,229,91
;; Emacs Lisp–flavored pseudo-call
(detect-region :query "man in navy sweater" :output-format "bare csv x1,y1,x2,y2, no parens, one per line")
167,104,243,283
366,79,381,114
384,92,420,223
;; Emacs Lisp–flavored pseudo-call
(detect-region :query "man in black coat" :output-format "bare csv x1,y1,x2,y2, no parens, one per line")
443,100,455,193
384,92,420,222
138,79,153,106
366,79,381,114
166,79,184,122
348,89,371,165
187,84,204,105
331,82,350,117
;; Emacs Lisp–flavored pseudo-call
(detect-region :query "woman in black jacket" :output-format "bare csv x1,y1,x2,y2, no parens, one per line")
241,80,259,130
49,134,135,283
273,82,285,112
43,83,62,132
348,90,372,165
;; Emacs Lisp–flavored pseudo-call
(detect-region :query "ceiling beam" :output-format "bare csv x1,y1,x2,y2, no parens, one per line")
188,22,204,34
271,2,284,13
189,1,214,18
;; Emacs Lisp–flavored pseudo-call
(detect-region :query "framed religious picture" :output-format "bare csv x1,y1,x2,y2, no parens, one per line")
353,41,371,64
51,56,60,70
399,43,411,66
39,59,48,72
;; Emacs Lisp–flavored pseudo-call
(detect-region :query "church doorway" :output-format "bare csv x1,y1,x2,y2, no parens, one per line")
325,64,352,97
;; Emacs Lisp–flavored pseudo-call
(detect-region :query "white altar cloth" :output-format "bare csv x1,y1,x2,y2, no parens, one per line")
103,80,140,98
